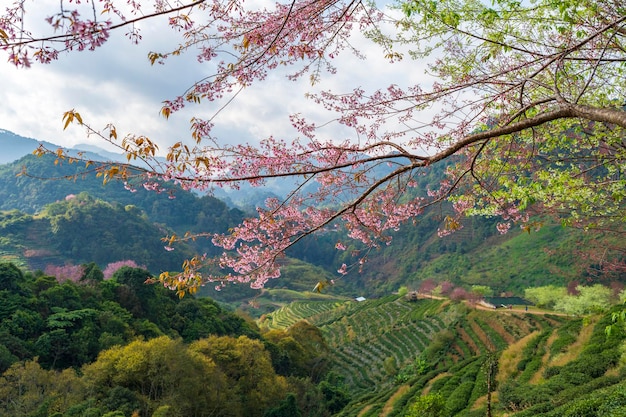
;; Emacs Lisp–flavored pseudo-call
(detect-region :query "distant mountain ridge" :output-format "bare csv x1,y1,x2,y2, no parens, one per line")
0,129,63,164
0,129,420,211
0,128,306,210
2,128,624,302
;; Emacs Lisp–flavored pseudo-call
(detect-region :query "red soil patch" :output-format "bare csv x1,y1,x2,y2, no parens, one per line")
484,317,516,344
469,318,493,351
457,327,480,355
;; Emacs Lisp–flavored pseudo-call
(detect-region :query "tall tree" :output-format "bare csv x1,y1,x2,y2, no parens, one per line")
2,0,625,292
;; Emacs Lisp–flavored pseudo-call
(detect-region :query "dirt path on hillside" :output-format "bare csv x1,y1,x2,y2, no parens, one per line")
470,302,569,316
415,293,569,316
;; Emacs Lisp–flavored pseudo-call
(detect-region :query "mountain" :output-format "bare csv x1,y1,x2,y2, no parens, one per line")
0,152,245,231
0,129,62,164
0,128,311,211
0,192,194,273
1,129,624,302
72,143,128,162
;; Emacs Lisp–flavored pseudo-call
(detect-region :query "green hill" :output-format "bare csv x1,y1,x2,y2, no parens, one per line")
2,152,624,303
0,153,244,237
0,193,193,274
0,262,341,417
258,294,626,417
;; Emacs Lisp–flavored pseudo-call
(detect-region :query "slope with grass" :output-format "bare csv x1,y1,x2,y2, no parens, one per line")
261,296,558,391
347,305,624,417
261,293,626,417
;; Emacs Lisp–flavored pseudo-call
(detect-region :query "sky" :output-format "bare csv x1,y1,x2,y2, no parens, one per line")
0,1,429,157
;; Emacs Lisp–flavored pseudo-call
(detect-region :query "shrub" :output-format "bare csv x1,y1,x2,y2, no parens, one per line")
510,402,560,417
550,320,582,357
498,381,552,411
560,396,603,417
600,406,626,417
552,375,621,406
445,381,474,415
560,352,617,381
598,383,626,417
543,365,561,378
429,375,451,393
557,370,592,386
406,393,446,417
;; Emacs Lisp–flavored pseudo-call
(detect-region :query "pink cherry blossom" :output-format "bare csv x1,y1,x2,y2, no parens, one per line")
4,0,626,294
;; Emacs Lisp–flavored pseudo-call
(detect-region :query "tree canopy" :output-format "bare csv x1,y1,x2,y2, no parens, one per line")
2,0,625,292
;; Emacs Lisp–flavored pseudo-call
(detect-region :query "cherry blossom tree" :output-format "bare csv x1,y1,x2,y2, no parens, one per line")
418,279,437,297
44,263,84,283
449,287,469,302
103,260,143,280
2,0,625,295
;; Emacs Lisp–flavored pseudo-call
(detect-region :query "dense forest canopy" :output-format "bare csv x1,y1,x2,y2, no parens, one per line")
0,261,348,417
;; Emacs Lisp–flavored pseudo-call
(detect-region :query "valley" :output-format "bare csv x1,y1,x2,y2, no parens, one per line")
1,130,625,416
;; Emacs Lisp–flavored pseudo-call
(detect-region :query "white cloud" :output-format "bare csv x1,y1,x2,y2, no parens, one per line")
0,1,436,155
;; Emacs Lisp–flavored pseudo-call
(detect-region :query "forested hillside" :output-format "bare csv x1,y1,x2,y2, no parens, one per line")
0,193,193,273
2,151,624,304
0,262,344,417
0,153,244,235
3,261,626,416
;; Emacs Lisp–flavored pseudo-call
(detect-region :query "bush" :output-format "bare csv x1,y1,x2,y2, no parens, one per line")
437,375,462,398
543,365,561,378
429,374,452,393
561,352,616,380
516,357,531,372
511,402,560,417
552,375,621,406
598,383,626,417
456,409,488,417
406,393,446,417
563,370,593,386
498,381,552,411
550,320,582,357
445,381,474,415
560,397,603,417
601,406,626,417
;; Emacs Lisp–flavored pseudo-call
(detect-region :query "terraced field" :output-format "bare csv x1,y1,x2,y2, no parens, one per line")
259,294,585,417
335,307,578,416
260,299,346,329
261,295,456,390
322,300,450,390
260,295,626,417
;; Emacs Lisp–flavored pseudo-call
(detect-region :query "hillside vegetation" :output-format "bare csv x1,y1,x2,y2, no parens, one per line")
2,144,626,416
0,193,193,273
3,260,626,416
0,262,345,417
0,154,244,237
1,152,623,304
259,295,626,417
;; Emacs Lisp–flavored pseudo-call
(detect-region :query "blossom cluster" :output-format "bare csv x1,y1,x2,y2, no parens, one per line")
5,0,626,292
